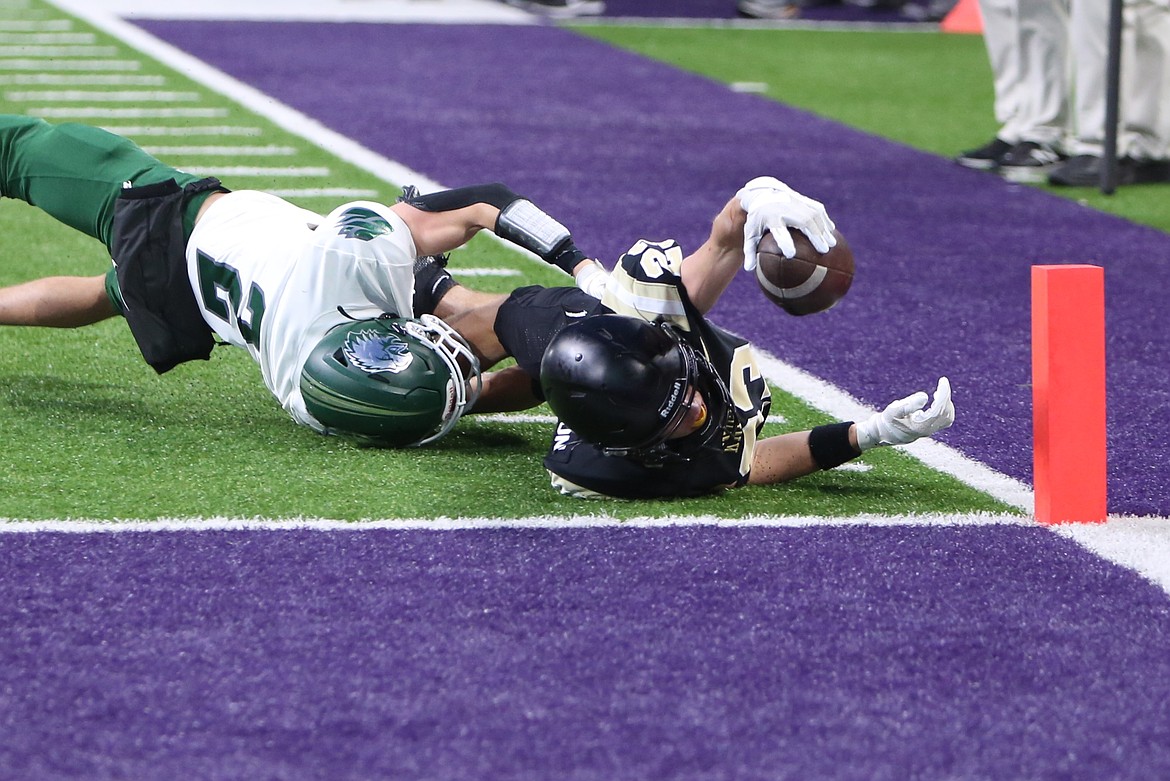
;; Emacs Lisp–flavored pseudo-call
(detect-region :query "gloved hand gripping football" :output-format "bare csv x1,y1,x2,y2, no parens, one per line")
856,377,955,451
736,176,837,271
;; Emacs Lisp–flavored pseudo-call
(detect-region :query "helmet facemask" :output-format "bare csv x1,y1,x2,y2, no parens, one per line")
406,314,482,445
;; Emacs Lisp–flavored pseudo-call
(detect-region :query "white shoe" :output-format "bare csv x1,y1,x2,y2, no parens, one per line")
502,0,606,17
737,0,801,18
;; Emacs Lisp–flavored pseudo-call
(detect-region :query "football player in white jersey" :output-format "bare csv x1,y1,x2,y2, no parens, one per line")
0,115,589,446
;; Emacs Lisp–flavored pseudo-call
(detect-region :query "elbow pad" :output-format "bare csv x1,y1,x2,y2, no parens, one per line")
496,199,585,274
402,182,585,274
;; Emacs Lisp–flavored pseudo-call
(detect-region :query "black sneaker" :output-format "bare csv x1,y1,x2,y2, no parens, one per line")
998,141,1066,183
955,137,1013,170
1048,154,1170,187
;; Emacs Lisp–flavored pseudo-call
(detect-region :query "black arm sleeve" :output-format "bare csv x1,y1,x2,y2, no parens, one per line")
402,182,586,275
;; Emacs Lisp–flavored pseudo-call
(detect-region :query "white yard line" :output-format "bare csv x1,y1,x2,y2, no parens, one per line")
0,58,140,70
139,144,297,156
99,124,263,136
4,88,199,100
0,513,1033,533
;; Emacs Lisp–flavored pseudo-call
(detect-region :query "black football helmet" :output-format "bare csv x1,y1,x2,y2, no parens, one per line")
539,313,727,453
300,314,481,447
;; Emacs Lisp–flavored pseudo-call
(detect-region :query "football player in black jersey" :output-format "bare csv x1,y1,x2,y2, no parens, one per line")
428,177,954,499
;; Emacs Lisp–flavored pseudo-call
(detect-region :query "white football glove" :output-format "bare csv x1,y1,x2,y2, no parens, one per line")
735,176,836,272
856,377,955,451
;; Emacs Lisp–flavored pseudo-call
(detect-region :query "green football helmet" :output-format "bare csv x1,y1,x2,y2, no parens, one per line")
299,314,481,447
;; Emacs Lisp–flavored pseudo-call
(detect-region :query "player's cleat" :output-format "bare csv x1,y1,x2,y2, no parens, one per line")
998,140,1066,183
1048,154,1170,187
501,0,605,17
955,137,1013,170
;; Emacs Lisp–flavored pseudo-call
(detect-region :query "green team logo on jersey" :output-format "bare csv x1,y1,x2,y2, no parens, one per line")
336,207,394,241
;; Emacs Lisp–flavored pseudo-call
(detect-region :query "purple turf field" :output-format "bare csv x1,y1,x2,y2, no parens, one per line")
3,525,1170,779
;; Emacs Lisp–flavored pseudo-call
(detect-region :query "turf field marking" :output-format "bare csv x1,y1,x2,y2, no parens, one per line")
100,124,263,136
30,106,227,117
54,0,531,24
139,144,297,156
0,20,72,30
4,88,199,100
265,187,380,199
195,165,330,177
1052,518,1170,596
0,44,116,56
0,57,139,69
0,73,165,84
453,267,522,276
0,512,1033,533
0,58,139,69
0,31,92,42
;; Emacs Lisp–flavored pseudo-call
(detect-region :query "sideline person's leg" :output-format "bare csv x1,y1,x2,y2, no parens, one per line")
0,114,202,251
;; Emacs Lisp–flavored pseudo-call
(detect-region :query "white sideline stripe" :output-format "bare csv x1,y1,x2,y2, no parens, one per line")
0,58,139,70
197,166,329,177
102,124,262,136
0,513,1033,534
37,0,1170,601
5,89,199,101
0,73,165,84
266,187,379,198
140,144,297,156
31,107,227,117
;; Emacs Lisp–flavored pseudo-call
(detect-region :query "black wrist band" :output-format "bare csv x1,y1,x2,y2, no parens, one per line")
808,422,859,470
549,243,586,275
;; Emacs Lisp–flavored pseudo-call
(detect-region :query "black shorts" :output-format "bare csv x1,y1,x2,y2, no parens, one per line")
493,285,609,380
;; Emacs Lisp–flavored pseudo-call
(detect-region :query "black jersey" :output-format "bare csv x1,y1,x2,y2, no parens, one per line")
495,239,771,499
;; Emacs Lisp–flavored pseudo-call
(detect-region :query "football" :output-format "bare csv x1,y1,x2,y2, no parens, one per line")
755,228,854,316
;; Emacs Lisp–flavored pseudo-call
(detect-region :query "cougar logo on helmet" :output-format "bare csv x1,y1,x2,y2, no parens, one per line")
343,328,413,375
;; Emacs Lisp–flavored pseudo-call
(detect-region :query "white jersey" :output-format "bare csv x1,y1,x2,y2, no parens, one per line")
185,191,417,431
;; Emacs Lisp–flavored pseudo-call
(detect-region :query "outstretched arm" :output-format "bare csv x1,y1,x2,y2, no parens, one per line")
572,178,838,313
0,274,116,328
749,378,955,486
